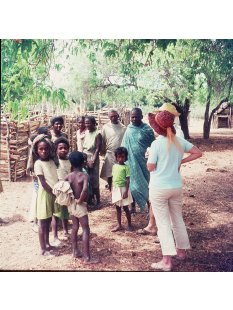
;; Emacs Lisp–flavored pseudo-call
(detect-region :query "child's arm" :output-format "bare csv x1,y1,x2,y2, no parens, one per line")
64,174,73,184
26,147,33,175
64,175,69,182
37,175,53,195
76,174,88,204
122,176,130,199
100,128,106,156
89,133,102,168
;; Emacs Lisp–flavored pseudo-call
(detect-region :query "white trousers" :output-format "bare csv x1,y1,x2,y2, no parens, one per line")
149,188,190,256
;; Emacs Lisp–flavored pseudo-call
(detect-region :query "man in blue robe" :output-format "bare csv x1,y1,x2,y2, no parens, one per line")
121,108,155,212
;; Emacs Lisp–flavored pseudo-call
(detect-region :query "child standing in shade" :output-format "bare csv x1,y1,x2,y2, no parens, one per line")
52,137,71,244
111,147,133,232
65,151,99,263
27,127,51,232
32,134,58,256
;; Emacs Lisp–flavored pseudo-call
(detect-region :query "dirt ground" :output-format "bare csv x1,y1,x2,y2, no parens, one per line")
0,125,233,271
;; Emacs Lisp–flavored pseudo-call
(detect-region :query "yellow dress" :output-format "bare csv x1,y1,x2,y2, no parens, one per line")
34,159,58,220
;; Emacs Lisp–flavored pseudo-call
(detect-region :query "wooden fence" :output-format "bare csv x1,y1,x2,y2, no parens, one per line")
0,107,130,181
0,116,48,181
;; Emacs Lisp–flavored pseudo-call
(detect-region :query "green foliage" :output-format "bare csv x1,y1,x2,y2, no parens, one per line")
2,38,232,137
139,39,233,113
1,39,68,120
72,39,177,85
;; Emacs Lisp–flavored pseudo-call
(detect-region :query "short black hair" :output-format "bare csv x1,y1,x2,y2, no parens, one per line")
114,147,128,160
69,151,84,168
34,138,54,159
82,152,87,160
85,115,97,126
131,107,143,116
77,116,85,122
37,126,49,135
51,116,64,126
54,137,70,150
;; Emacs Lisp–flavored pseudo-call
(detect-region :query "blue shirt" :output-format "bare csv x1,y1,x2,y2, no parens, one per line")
148,136,193,189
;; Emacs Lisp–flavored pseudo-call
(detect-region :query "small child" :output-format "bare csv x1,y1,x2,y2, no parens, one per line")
111,147,133,232
52,137,71,245
65,151,99,263
32,134,59,256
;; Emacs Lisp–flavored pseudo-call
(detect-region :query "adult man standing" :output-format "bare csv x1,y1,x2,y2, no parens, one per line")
100,109,126,190
121,108,155,212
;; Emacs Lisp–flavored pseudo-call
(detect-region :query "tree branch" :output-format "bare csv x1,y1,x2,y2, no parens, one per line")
95,82,138,89
144,42,156,66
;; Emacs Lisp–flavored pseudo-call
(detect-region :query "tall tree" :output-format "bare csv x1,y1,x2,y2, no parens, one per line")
192,40,233,138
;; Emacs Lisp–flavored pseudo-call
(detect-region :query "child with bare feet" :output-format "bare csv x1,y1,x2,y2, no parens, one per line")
51,137,71,245
65,151,99,264
27,127,51,233
111,147,133,232
32,134,59,256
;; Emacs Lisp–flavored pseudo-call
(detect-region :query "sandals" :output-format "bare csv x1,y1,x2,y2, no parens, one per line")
51,239,64,247
111,226,124,232
151,261,172,272
41,250,55,257
137,228,157,236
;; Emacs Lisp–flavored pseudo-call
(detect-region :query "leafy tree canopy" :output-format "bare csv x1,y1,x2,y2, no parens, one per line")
1,39,233,139
1,39,68,119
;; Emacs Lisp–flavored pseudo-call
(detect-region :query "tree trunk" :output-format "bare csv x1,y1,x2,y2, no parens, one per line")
203,84,212,139
174,99,190,139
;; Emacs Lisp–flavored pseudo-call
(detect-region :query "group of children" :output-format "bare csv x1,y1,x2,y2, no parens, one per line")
27,115,133,264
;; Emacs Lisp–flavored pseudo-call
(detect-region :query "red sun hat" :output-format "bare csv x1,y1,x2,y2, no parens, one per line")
148,110,176,136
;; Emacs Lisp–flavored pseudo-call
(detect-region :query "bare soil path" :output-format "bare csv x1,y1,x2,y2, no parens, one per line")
0,128,233,271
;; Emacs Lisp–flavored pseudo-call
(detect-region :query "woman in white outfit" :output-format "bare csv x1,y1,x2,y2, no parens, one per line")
147,109,202,271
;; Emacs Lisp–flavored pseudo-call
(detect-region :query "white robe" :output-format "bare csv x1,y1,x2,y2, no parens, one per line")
100,121,126,180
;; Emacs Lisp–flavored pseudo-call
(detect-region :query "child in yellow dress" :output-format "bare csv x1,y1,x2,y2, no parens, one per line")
32,134,58,256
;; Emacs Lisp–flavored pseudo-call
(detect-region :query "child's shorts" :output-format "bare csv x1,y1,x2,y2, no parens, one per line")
68,201,88,219
112,186,133,207
53,203,69,220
